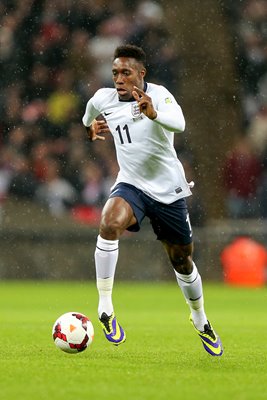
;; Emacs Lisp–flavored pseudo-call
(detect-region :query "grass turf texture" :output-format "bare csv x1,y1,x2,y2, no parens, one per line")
1,281,267,400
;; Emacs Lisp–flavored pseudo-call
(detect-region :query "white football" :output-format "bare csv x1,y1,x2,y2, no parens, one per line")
52,312,94,353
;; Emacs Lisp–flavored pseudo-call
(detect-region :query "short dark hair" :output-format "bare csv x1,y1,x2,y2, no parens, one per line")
113,44,146,67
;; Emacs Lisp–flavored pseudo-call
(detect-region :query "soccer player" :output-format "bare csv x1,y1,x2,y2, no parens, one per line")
82,44,223,356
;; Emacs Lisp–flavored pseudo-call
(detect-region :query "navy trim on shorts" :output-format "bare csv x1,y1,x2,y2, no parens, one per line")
109,183,193,245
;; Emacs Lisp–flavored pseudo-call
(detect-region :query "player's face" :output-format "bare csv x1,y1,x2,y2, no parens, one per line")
112,57,146,101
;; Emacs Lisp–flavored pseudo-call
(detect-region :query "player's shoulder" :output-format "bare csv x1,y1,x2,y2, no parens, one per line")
93,87,116,100
146,82,173,98
146,82,177,105
91,87,117,110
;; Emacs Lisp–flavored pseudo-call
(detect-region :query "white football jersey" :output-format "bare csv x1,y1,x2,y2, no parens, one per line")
82,82,192,204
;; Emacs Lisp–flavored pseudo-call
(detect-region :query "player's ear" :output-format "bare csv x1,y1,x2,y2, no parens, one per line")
141,68,146,78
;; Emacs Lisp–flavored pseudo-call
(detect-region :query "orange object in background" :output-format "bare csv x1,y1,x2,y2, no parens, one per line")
71,205,101,226
221,237,267,287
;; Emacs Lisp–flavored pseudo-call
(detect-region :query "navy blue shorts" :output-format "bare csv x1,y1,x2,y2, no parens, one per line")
109,183,193,245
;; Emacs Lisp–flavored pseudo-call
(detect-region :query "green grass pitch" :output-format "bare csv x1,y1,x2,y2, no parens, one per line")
1,281,267,400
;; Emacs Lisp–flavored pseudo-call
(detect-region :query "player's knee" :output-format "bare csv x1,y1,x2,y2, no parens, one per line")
170,251,193,274
99,216,124,239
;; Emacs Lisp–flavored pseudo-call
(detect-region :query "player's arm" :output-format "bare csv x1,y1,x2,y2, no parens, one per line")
82,98,110,141
132,86,185,132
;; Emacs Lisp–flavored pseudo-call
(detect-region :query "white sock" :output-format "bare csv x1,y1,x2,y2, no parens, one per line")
95,235,119,318
174,262,208,331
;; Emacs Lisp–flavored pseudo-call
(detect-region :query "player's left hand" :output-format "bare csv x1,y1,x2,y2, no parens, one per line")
132,86,157,120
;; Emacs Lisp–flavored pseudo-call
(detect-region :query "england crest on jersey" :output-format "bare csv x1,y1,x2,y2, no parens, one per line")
131,103,140,117
131,103,143,121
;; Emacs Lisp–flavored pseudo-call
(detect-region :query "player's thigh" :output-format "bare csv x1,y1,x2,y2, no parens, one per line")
100,196,137,234
150,198,193,245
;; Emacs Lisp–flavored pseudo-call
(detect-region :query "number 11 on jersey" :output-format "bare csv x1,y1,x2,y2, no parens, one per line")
116,124,132,144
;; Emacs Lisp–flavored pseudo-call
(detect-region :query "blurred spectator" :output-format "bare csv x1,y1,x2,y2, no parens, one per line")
247,104,267,156
35,157,78,217
88,19,123,85
2,85,24,135
66,29,94,95
246,102,267,219
0,147,15,202
222,136,263,218
31,140,51,182
25,63,52,102
8,154,37,199
80,160,105,206
259,147,267,217
127,1,181,91
7,125,29,155
63,123,90,193
224,0,267,125
46,68,80,130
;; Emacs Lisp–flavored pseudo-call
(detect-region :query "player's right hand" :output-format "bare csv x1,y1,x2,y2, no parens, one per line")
87,119,110,141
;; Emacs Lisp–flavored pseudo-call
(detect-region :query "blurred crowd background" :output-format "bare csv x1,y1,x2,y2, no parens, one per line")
1,0,267,224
